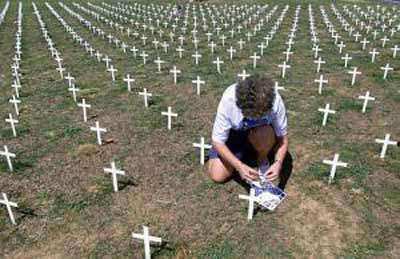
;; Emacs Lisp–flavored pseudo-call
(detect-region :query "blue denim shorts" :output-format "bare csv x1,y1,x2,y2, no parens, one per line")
209,130,250,161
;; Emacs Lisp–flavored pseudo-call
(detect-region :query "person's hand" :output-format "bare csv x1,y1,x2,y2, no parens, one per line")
237,163,258,182
265,161,282,182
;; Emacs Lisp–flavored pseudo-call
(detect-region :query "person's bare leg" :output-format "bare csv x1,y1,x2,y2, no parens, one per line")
207,158,234,183
248,125,276,165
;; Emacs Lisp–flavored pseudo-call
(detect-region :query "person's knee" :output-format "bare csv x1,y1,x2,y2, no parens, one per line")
207,160,231,184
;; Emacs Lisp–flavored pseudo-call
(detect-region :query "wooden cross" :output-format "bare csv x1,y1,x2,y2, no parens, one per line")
323,153,348,184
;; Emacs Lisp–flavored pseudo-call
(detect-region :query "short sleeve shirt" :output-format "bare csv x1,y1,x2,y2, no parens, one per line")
212,84,288,144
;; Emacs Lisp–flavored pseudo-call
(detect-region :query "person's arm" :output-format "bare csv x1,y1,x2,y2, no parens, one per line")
212,89,258,182
213,141,258,182
266,93,289,182
265,135,288,182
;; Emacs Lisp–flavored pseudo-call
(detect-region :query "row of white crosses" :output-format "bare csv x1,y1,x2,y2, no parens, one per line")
341,7,397,69
112,1,266,32
277,5,301,83
97,1,274,45
99,2,303,88
321,6,384,114
68,1,292,99
5,2,23,137
47,4,179,254
109,2,287,69
0,1,10,25
329,6,398,160
52,3,184,135
1,1,23,227
73,1,288,74
44,3,132,194
320,6,363,87
309,6,338,129
79,0,191,130
341,4,398,39
1,2,23,177
56,2,120,83
315,5,398,184
330,5,396,81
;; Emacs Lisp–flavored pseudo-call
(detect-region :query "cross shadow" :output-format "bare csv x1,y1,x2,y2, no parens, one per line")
151,241,172,258
118,178,137,191
15,206,38,222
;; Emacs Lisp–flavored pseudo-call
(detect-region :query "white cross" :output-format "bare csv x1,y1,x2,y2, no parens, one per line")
169,66,181,85
5,113,18,137
375,134,397,159
130,46,138,58
176,46,185,58
193,137,212,165
104,161,126,192
323,153,348,184
123,74,135,92
381,36,389,47
213,57,224,74
153,57,165,73
161,107,178,130
353,32,361,42
78,98,91,122
318,103,336,126
358,91,375,113
274,81,286,93
102,56,112,69
278,61,290,79
90,121,107,145
257,42,266,56
140,51,149,64
0,145,16,172
238,188,256,221
192,51,201,65
65,73,75,88
250,53,261,69
314,57,325,73
341,54,352,68
237,39,245,50
369,48,379,63
314,74,328,95
227,46,236,60
208,41,217,53
139,88,152,108
192,76,205,96
348,67,361,86
380,63,393,80
9,95,21,116
56,65,65,79
220,34,227,46
95,51,102,62
283,49,293,62
360,38,369,50
0,193,18,225
68,83,80,102
107,65,117,82
312,45,322,58
337,41,345,53
132,226,162,259
237,70,250,81
11,81,21,98
391,45,399,58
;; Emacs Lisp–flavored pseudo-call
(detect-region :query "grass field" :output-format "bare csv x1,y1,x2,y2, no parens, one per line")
0,0,399,258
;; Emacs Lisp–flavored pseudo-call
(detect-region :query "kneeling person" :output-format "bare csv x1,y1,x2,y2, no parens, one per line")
208,74,290,189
